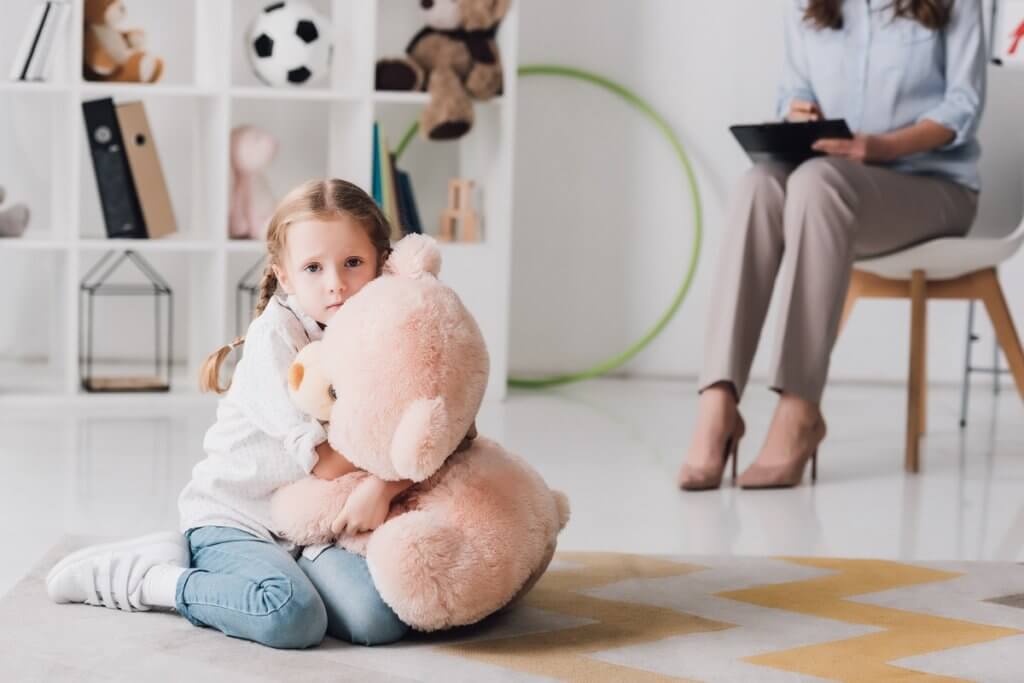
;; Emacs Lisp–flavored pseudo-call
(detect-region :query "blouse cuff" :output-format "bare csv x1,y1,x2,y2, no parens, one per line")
918,102,974,149
285,420,327,474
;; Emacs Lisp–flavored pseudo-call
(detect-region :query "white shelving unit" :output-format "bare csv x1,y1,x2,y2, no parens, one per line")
0,0,518,405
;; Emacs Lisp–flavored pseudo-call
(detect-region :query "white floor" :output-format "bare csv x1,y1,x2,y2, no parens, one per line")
1,378,1022,598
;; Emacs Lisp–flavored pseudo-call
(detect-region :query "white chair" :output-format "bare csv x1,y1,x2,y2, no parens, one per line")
838,212,1024,473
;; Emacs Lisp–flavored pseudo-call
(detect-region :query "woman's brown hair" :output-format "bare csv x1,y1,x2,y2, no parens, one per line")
199,178,393,394
803,0,952,31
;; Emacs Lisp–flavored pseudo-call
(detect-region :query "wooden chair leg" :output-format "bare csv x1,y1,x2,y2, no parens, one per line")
977,268,1024,401
838,270,863,337
906,270,926,473
920,303,927,436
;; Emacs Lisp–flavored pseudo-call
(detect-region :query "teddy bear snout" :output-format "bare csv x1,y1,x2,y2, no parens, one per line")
288,362,304,392
421,0,433,8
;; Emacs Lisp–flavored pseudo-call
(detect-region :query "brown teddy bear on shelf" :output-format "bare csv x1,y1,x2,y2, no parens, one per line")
83,0,164,83
376,0,510,141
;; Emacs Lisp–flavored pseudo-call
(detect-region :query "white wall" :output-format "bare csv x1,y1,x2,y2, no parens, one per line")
510,0,1024,387
2,0,1022,389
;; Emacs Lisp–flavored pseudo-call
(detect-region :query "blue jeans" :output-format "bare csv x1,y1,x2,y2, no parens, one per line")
175,526,408,649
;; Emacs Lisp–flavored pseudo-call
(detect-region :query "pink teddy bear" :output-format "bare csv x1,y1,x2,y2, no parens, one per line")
270,234,569,631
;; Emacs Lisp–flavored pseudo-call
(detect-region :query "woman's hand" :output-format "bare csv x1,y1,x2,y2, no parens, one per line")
787,99,823,122
812,134,894,163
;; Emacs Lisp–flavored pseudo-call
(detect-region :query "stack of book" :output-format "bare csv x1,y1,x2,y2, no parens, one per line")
9,1,70,82
372,122,423,240
82,98,178,239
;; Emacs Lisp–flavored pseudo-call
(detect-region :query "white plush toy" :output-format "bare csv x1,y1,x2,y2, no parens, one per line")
0,186,29,238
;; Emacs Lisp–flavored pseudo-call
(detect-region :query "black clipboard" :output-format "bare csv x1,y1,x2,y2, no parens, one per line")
730,119,853,164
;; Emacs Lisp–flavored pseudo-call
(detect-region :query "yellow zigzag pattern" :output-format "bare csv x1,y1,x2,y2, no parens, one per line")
441,552,731,682
720,557,1022,682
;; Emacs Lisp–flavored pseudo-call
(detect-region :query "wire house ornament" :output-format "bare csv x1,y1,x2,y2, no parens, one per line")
236,257,266,336
79,250,173,392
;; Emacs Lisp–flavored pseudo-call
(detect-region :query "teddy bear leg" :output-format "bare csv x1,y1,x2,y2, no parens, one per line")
466,62,504,101
422,67,474,141
365,509,505,631
116,52,163,83
0,204,30,238
375,58,425,91
497,540,557,615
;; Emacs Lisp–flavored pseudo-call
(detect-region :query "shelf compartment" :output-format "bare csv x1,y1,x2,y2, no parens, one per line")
0,249,70,395
0,89,76,242
77,92,229,243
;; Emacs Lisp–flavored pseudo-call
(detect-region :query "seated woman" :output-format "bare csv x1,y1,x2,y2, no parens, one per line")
679,0,986,490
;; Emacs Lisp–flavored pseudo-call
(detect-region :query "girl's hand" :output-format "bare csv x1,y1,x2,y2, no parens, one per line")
331,477,393,535
812,134,893,163
787,99,823,122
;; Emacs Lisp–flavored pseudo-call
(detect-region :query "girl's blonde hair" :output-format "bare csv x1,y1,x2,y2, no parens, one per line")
200,178,393,394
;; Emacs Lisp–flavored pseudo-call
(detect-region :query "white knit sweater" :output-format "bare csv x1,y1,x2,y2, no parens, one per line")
178,294,330,559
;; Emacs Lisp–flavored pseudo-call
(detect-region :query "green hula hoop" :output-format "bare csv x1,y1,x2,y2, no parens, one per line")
394,64,703,389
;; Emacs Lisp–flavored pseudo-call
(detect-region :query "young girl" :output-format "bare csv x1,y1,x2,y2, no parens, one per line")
47,179,427,648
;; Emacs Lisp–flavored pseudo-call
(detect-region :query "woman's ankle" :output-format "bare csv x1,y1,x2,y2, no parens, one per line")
777,392,824,429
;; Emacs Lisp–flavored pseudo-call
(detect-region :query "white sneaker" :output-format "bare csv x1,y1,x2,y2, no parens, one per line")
45,531,188,612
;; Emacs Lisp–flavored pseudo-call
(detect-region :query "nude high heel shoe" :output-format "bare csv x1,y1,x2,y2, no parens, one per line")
737,419,825,489
678,414,745,491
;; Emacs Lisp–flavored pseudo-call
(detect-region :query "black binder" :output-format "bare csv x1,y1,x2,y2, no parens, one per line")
729,119,853,165
82,98,147,239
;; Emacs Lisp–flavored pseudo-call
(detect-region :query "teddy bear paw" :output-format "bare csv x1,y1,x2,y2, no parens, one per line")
428,120,472,141
140,55,163,83
376,59,424,91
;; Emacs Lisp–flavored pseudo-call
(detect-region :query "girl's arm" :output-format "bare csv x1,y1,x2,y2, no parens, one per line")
231,327,331,474
312,441,359,480
329,421,477,532
331,476,413,535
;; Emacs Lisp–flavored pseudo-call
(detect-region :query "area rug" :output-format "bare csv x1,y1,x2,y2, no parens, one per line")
3,538,1024,682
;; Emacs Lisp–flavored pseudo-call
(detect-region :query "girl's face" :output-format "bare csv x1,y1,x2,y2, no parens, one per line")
273,215,379,325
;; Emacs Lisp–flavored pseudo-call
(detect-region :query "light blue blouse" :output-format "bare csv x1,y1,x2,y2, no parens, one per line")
777,0,986,191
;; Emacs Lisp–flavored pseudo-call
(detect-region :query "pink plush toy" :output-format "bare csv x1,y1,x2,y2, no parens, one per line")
228,125,277,240
270,234,570,631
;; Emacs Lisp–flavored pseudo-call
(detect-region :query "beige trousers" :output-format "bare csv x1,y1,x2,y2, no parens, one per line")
700,157,978,404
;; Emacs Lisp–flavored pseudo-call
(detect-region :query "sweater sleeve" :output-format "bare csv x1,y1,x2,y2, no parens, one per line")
230,326,326,474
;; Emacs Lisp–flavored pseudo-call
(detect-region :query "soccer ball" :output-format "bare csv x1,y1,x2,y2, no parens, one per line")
246,2,333,87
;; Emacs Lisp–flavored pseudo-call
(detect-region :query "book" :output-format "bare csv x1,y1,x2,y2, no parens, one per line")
9,1,69,82
371,122,382,206
395,167,423,235
388,152,405,233
82,98,147,239
378,133,402,240
9,2,49,81
28,1,69,81
116,101,177,239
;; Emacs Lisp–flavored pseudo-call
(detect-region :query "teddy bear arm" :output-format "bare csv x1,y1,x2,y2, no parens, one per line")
83,33,117,76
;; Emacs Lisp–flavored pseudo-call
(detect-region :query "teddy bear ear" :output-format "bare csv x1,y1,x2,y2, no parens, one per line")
385,234,442,279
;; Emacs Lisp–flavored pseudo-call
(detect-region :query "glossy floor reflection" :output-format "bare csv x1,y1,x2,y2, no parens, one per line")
1,378,1021,597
